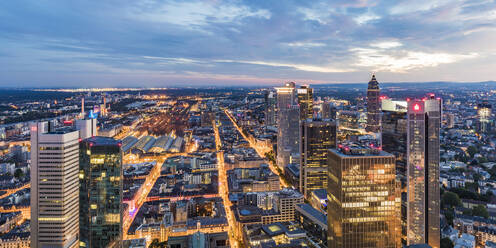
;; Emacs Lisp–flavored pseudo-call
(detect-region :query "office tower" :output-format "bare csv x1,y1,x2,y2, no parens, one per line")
381,99,408,179
297,85,313,120
300,119,336,198
276,83,299,168
327,146,401,248
75,119,97,140
406,98,441,248
79,137,123,248
277,105,300,168
322,102,336,120
381,98,408,243
30,122,80,248
265,90,277,126
276,82,296,110
366,75,381,133
478,101,492,133
81,97,85,119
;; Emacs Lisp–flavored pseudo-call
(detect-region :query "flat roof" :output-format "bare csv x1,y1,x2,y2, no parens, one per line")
84,136,121,146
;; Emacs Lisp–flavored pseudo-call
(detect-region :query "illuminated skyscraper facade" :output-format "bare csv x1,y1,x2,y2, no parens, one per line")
265,90,277,126
381,98,408,243
478,101,492,133
297,85,313,120
30,122,80,248
327,146,401,248
276,82,300,168
79,137,123,248
366,75,381,133
300,119,336,198
406,97,441,248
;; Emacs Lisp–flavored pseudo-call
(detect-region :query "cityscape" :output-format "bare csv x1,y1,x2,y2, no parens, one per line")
1,1,496,248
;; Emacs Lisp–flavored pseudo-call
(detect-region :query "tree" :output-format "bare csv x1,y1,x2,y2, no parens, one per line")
445,211,454,226
442,192,461,208
467,146,478,158
472,204,489,218
441,237,454,248
14,168,24,178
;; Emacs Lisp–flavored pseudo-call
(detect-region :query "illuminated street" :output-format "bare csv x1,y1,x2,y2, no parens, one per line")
213,120,240,248
122,153,186,239
0,183,30,200
224,109,288,187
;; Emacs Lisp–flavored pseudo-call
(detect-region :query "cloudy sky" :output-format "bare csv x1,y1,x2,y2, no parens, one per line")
1,0,495,87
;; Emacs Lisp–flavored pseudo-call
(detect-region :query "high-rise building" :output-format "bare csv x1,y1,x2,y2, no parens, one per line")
276,82,299,168
327,146,401,247
366,75,381,133
321,102,336,120
327,146,401,248
276,82,296,111
381,98,408,243
265,90,277,126
382,99,408,179
478,101,492,133
297,85,313,120
79,136,123,248
300,119,336,198
406,97,441,248
30,122,80,248
75,119,97,140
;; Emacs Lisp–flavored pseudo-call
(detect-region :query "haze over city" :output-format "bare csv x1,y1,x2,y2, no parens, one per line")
1,0,496,87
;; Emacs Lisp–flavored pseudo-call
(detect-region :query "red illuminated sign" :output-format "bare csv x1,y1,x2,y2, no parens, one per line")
413,103,420,111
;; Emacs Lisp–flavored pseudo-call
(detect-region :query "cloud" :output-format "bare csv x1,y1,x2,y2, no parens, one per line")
0,0,495,86
127,0,271,27
214,59,354,73
351,46,478,72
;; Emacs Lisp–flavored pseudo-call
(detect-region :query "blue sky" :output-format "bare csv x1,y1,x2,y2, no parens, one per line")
1,0,495,87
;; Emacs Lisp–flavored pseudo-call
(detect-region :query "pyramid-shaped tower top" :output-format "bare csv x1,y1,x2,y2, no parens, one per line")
368,74,379,89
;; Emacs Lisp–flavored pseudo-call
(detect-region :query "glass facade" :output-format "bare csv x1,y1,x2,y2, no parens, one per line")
382,110,408,244
327,148,401,248
297,85,313,120
366,75,381,133
79,137,123,248
300,120,336,198
406,99,440,248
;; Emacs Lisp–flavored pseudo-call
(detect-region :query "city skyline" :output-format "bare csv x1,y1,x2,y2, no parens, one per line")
1,0,496,87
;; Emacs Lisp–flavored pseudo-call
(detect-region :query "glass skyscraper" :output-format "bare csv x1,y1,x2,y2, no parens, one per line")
297,85,313,120
276,82,300,168
327,146,401,248
406,97,441,248
366,75,381,133
300,119,336,198
79,136,123,248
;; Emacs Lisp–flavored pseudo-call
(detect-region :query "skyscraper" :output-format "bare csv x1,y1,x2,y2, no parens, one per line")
297,85,313,120
276,82,300,168
75,118,97,140
30,122,80,248
321,102,336,120
327,146,401,248
366,75,381,133
381,98,409,243
79,136,123,248
300,119,336,198
265,90,277,126
277,105,300,168
406,97,441,248
477,101,492,133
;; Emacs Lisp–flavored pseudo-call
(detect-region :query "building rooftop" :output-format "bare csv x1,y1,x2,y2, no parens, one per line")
331,145,393,157
83,136,121,146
